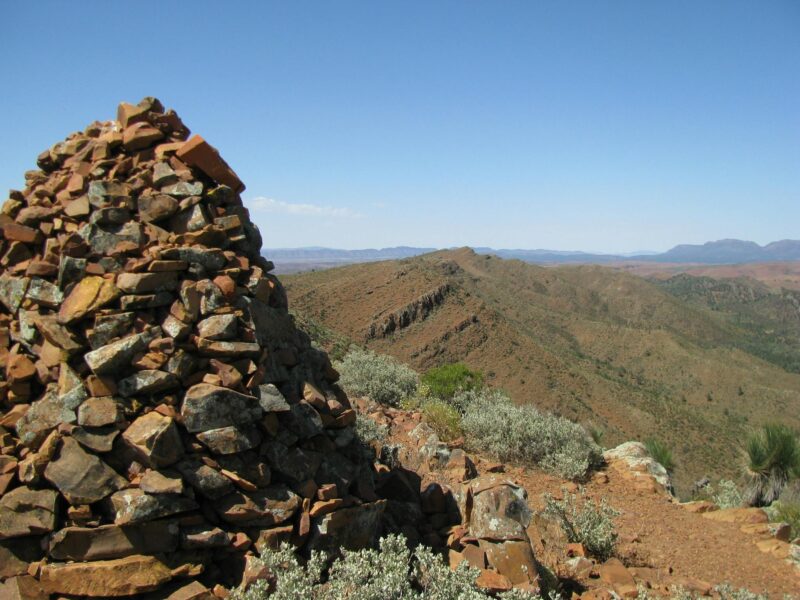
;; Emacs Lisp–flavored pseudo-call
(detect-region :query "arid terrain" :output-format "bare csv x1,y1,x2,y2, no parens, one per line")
612,261,800,292
285,248,800,494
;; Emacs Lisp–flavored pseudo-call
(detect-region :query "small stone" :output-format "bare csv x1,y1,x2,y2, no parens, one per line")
214,485,301,526
64,195,91,217
123,412,184,468
87,181,131,209
2,222,41,244
308,500,386,553
117,271,179,294
85,330,156,375
71,426,119,453
44,438,126,505
169,204,209,233
58,276,121,324
181,383,262,433
138,194,179,223
6,354,36,382
123,122,165,152
87,312,134,349
118,370,179,397
197,314,238,340
258,384,290,413
476,570,512,594
163,314,191,340
0,487,58,539
140,469,184,495
0,274,30,313
106,489,197,525
175,459,234,500
197,425,262,455
25,277,63,308
15,388,78,448
180,526,232,550
77,397,124,427
162,247,227,271
119,292,173,309
176,135,245,193
195,338,261,358
78,221,144,255
152,162,178,187
161,181,203,198
599,558,638,599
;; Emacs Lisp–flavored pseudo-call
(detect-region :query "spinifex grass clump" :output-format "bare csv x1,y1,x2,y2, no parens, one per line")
743,424,800,506
644,438,676,474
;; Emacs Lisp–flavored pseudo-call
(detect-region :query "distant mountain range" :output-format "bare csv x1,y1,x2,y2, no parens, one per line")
264,239,800,270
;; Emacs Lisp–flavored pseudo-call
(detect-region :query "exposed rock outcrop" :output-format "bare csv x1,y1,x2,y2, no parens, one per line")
365,283,450,339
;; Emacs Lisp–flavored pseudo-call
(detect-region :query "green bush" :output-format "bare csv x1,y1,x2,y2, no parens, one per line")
421,399,462,442
644,438,676,474
744,424,800,506
543,488,619,561
335,349,418,407
461,389,603,480
421,363,483,403
229,534,542,600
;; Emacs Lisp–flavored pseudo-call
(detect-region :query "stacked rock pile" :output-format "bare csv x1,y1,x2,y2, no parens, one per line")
0,98,461,598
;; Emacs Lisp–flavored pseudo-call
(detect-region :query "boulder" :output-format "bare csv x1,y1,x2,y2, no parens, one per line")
469,477,531,541
44,438,126,505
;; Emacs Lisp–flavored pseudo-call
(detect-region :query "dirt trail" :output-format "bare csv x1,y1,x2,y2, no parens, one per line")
497,459,800,597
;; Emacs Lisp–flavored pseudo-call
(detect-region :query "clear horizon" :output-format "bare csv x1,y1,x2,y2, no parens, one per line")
2,1,798,254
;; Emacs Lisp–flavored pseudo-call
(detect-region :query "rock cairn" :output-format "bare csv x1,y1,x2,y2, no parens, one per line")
0,98,423,598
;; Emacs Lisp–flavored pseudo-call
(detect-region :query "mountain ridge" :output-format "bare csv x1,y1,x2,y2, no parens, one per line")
284,248,800,494
265,239,800,270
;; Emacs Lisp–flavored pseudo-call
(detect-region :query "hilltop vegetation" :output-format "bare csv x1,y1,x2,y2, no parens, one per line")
284,248,800,494
654,274,800,374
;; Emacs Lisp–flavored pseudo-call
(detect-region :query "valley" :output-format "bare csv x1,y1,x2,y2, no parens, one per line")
284,248,800,495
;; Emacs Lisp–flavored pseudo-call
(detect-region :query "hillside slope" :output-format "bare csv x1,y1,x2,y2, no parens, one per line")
284,248,800,494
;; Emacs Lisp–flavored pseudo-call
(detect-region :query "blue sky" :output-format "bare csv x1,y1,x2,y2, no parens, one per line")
1,1,797,252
